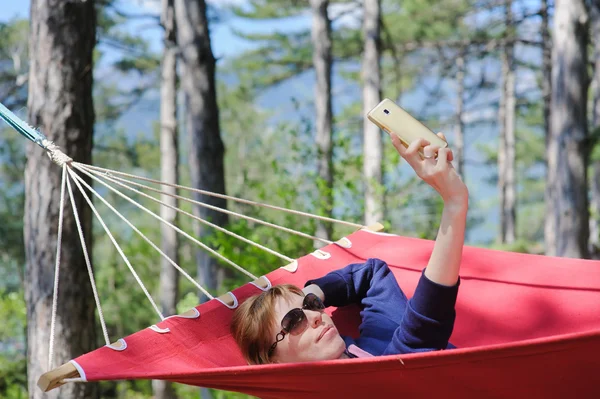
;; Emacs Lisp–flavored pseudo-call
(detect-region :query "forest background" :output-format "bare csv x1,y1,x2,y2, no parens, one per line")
1,0,597,398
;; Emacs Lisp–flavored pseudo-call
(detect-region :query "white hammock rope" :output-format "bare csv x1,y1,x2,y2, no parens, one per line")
67,168,166,321
74,162,364,229
65,173,111,346
48,165,67,370
72,164,259,280
0,105,371,375
44,149,364,370
68,169,215,300
77,164,294,263
79,164,335,246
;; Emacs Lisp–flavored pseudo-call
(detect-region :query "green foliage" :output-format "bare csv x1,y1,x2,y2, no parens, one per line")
231,0,305,19
0,353,27,399
475,79,548,247
228,29,314,88
383,0,473,44
0,130,25,291
94,0,160,132
0,1,585,397
214,82,331,286
0,289,27,398
0,290,26,345
487,238,544,254
0,20,28,398
0,18,29,109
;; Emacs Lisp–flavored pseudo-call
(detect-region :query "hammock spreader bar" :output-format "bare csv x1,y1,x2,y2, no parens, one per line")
38,228,600,398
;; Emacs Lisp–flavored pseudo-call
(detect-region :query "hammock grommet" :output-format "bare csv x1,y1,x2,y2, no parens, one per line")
106,338,127,352
335,237,352,249
216,292,238,309
167,307,201,319
311,249,331,260
149,325,171,334
281,260,299,273
250,276,272,291
69,360,87,382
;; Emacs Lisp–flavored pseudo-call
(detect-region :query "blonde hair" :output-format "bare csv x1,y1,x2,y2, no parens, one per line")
230,284,303,365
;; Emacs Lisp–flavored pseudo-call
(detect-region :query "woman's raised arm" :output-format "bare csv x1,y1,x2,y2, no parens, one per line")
391,133,468,287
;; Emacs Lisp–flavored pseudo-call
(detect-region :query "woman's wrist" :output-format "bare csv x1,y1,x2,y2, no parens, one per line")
443,195,468,214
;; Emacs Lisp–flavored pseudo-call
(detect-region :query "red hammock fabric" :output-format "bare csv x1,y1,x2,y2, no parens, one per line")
71,229,600,398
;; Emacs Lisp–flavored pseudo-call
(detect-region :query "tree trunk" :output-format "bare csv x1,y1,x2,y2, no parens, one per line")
174,0,227,300
541,0,552,147
545,0,590,258
455,46,466,178
498,0,516,244
309,0,333,244
25,1,97,398
362,0,383,226
152,0,179,398
589,0,600,258
541,0,553,252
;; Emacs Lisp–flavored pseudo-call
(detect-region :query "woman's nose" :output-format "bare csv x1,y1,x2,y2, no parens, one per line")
305,310,323,328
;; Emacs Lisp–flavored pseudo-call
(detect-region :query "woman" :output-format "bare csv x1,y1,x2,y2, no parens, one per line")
231,133,468,364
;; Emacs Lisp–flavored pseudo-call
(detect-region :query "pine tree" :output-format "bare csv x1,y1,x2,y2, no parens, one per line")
545,0,590,257
25,1,97,398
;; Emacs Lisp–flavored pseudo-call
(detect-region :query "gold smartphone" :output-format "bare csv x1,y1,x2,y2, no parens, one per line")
367,98,447,156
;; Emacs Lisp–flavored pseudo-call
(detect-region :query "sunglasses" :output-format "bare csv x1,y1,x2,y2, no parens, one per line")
268,293,325,357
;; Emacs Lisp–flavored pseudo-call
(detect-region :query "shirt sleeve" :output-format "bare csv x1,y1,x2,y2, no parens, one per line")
305,257,460,355
304,258,400,308
384,271,460,354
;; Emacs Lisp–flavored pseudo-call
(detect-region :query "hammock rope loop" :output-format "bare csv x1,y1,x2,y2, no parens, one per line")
68,168,215,300
81,166,295,263
67,168,166,321
72,164,258,281
65,171,111,346
48,164,67,370
80,165,335,247
75,163,365,229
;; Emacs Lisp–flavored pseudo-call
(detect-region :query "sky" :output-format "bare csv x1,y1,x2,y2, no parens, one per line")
0,0,507,245
0,0,307,58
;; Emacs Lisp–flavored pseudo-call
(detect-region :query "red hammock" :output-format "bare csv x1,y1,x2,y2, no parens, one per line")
41,229,600,398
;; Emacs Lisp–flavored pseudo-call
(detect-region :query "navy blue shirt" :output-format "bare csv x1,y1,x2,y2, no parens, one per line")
305,258,459,356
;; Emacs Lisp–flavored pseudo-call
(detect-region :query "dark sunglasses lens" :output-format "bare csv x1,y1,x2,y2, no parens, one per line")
281,309,306,335
304,293,325,310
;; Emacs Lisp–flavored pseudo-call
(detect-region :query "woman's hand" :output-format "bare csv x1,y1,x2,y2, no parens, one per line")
391,132,467,287
391,133,468,208
302,284,325,302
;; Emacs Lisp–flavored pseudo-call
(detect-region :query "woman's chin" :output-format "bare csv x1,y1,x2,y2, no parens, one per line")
320,334,347,360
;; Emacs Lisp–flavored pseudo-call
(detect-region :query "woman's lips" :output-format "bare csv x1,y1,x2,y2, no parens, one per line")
317,326,333,342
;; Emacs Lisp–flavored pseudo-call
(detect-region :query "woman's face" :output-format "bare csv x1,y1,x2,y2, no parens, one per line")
269,293,347,363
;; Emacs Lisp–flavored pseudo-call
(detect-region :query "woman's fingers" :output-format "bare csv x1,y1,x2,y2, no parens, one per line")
392,135,430,164
435,132,453,161
438,147,455,163
405,138,431,166
436,147,451,167
405,138,430,156
423,144,440,160
391,133,456,171
390,134,405,154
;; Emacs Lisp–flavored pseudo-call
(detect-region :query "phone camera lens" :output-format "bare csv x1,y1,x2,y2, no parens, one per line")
383,109,390,115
